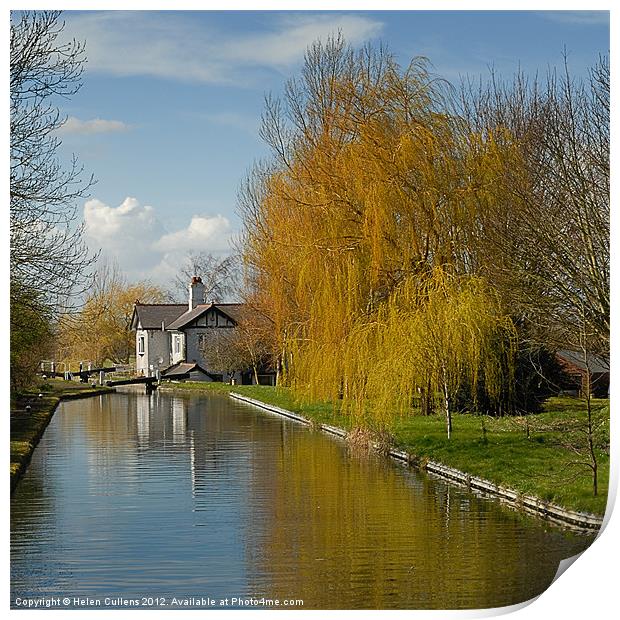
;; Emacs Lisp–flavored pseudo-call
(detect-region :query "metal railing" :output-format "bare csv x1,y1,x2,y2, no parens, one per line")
39,361,136,382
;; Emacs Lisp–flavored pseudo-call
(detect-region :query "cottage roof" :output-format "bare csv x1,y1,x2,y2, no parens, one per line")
132,304,187,330
557,350,609,374
213,303,247,323
167,302,246,331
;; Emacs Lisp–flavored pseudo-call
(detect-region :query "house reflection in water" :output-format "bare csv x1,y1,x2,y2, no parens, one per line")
117,391,248,512
172,397,187,442
136,393,150,444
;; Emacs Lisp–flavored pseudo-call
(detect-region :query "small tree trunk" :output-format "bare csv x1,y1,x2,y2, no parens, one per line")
276,336,287,386
480,415,488,444
419,387,426,415
275,356,282,386
420,376,434,416
442,366,452,440
585,372,598,496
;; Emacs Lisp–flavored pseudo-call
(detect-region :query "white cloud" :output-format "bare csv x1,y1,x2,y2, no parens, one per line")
63,11,384,84
540,11,609,26
58,116,130,135
219,14,383,68
83,197,235,284
85,197,161,238
154,215,232,253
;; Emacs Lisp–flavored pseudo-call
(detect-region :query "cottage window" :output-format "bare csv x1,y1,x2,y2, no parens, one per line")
138,336,145,354
175,336,181,354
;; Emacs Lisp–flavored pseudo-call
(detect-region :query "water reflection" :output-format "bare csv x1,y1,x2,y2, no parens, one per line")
11,391,594,609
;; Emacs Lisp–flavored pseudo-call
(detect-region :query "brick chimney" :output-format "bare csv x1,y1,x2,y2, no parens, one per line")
189,276,206,310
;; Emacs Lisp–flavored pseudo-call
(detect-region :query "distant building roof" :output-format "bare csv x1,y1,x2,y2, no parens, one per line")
556,350,609,374
161,361,214,379
132,304,187,330
167,302,246,331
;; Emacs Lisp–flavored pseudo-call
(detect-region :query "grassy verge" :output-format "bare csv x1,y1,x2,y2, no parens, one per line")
390,398,609,516
164,382,609,516
10,379,115,492
158,381,238,396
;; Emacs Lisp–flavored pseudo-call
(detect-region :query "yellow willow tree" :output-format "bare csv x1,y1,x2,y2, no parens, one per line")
289,268,515,435
239,36,518,432
56,263,166,366
386,271,515,438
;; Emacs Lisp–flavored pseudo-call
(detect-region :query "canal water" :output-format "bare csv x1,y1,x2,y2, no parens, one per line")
11,391,595,610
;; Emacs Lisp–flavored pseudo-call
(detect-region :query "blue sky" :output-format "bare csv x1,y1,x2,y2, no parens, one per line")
52,9,609,284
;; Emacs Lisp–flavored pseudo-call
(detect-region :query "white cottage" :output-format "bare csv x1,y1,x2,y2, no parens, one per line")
130,276,268,383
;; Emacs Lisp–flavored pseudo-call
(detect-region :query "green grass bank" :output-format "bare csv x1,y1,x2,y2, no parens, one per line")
10,380,115,492
161,382,609,517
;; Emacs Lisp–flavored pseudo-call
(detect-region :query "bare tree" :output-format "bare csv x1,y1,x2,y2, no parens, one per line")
10,11,97,389
10,10,96,311
197,315,272,384
166,252,240,303
455,55,609,358
198,329,249,382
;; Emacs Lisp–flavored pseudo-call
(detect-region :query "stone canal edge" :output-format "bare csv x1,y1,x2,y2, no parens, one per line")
229,392,605,533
